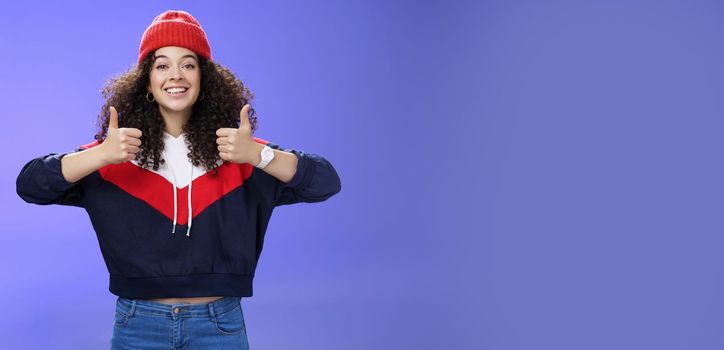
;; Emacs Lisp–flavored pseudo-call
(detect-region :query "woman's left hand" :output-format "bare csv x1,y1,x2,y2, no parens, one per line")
216,104,261,165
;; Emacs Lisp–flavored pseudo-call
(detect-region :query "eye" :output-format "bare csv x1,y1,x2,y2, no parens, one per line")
184,64,196,69
155,64,167,69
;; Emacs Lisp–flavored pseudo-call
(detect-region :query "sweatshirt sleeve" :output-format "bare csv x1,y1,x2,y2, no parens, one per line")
264,142,342,207
16,150,85,208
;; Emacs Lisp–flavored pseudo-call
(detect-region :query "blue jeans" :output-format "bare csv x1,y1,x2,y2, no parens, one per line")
110,296,249,349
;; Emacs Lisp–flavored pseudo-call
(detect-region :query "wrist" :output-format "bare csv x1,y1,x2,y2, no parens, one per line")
95,142,112,167
248,142,264,166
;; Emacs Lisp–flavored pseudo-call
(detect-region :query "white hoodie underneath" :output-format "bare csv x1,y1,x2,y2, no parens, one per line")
131,131,222,236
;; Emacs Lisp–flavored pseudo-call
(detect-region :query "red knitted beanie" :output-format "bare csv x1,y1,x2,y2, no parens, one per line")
138,10,212,65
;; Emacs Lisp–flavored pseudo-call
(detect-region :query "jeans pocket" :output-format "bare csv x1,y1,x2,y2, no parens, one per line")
113,299,133,328
212,304,246,335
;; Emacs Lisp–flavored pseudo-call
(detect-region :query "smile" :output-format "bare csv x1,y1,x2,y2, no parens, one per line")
164,87,188,95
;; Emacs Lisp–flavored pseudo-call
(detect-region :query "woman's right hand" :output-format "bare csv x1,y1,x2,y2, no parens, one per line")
100,106,143,165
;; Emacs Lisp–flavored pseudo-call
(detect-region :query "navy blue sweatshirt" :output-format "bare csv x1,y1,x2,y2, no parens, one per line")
16,135,341,299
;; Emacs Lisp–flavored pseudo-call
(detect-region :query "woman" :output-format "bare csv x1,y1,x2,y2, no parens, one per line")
16,10,341,349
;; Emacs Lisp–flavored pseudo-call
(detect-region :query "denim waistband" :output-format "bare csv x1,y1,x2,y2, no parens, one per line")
116,296,241,319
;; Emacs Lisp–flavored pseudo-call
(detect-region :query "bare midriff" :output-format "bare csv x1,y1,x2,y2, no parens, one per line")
147,296,225,305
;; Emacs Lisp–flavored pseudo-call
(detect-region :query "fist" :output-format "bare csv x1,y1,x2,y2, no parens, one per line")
216,104,259,164
101,106,143,164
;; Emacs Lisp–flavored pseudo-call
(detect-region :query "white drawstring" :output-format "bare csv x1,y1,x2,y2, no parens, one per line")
163,147,194,237
187,165,193,237
163,149,178,234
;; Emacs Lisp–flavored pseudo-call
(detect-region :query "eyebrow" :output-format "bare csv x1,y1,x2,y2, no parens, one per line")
153,54,198,62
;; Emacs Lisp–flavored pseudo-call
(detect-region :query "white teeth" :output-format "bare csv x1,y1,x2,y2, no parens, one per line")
165,87,188,94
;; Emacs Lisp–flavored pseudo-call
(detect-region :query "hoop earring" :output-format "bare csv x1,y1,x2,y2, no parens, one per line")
198,91,205,101
146,91,155,103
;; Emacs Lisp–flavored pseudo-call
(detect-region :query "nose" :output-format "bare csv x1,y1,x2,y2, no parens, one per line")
170,66,184,81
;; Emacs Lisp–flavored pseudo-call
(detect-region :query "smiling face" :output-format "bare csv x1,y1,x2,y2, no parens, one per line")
147,46,201,116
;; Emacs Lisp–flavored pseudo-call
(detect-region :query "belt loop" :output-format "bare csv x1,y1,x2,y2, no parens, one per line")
208,302,216,322
129,299,137,317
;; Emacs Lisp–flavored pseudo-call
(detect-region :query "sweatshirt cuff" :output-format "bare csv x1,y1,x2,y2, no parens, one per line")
281,150,310,189
47,153,79,190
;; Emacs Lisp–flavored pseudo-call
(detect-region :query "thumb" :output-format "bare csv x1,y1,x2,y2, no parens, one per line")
109,106,119,129
239,104,250,129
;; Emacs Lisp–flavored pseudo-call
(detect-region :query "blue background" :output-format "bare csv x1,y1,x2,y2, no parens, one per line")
2,0,724,349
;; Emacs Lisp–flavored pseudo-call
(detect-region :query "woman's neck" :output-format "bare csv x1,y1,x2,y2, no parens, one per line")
160,106,191,138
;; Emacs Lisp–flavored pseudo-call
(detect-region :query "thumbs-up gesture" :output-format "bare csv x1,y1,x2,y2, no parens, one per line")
100,106,143,165
216,104,258,164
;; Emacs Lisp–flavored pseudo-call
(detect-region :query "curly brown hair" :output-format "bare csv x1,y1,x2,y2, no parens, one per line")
94,53,257,174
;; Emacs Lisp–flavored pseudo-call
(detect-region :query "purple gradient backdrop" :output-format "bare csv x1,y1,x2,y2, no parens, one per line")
3,0,724,349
